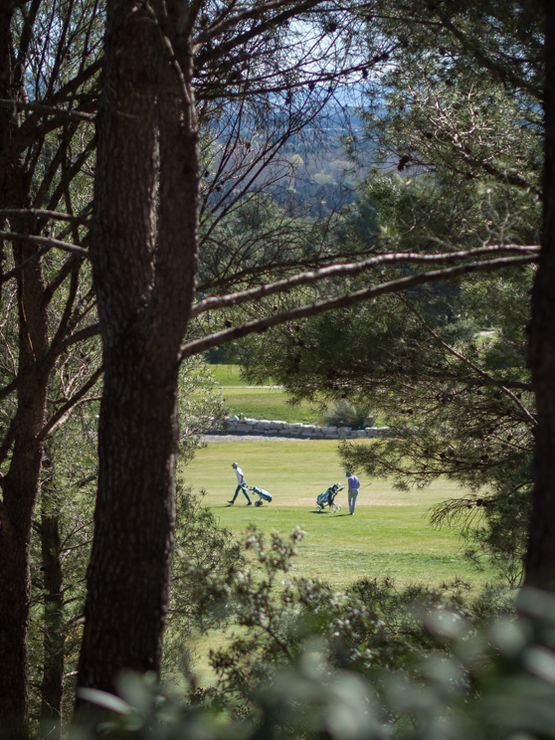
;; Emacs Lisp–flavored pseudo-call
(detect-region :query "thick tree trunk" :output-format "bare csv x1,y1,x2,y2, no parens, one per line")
76,0,198,706
77,368,181,690
524,3,555,590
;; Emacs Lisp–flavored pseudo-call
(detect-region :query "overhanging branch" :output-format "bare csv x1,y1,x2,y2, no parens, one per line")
182,251,536,360
191,245,538,317
0,208,89,224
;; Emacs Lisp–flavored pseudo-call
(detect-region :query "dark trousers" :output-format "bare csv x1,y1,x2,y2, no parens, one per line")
232,483,251,503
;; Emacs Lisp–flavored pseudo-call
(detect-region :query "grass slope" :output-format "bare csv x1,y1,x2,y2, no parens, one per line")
221,387,322,424
210,363,324,423
181,439,495,590
210,364,251,386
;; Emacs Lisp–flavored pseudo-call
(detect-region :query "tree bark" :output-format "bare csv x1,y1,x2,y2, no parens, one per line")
0,235,50,740
75,0,198,705
0,7,51,737
524,2,555,590
39,454,65,737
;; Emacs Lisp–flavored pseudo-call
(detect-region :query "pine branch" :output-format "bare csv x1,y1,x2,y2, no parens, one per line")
191,245,538,317
0,232,88,259
399,295,537,426
182,250,537,359
40,366,103,442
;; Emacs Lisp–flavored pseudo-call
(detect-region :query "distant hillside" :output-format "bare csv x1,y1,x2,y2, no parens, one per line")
207,103,377,218
269,106,374,217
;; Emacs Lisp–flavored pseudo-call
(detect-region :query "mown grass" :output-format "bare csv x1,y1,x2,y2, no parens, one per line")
210,363,324,423
210,363,252,387
221,387,323,423
209,363,387,426
180,439,497,590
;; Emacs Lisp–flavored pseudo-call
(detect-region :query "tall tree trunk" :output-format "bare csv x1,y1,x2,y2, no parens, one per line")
0,240,50,738
75,0,198,706
0,9,50,736
524,2,555,590
39,454,64,738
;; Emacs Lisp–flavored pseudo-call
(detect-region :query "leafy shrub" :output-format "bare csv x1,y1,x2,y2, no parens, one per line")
163,484,243,671
73,588,555,740
70,524,542,740
323,400,375,429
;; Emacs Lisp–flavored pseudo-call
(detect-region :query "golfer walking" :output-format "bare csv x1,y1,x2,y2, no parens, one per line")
346,471,360,515
228,462,252,505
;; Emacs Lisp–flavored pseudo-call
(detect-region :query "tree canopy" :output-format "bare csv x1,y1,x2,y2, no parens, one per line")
2,1,555,738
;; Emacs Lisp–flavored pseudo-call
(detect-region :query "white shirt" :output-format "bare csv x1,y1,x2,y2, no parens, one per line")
235,466,245,484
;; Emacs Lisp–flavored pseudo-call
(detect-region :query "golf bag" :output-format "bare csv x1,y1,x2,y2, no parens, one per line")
316,482,343,512
249,485,273,507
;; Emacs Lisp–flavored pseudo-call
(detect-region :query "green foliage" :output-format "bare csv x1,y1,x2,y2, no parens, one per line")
348,577,513,671
364,1,542,197
164,484,243,673
204,531,511,707
430,481,532,588
178,357,227,462
197,192,319,296
183,527,504,707
323,400,375,429
29,403,100,727
237,12,539,580
71,529,555,740
23,357,227,729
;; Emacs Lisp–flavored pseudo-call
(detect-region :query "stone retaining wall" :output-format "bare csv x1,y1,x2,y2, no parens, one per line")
209,415,393,439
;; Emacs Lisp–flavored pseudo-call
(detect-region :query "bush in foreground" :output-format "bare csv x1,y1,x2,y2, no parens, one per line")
61,528,555,740
69,586,555,740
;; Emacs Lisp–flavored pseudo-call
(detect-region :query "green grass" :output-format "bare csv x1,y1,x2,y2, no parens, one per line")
209,363,323,423
220,387,323,423
180,439,497,590
210,363,252,387
209,364,386,426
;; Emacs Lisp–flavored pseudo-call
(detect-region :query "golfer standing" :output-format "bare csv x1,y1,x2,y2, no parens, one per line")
228,462,252,505
346,471,360,515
